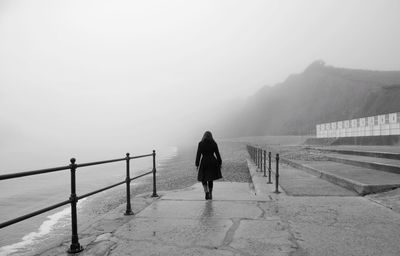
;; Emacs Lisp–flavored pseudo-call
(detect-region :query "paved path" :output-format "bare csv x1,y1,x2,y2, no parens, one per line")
43,159,400,256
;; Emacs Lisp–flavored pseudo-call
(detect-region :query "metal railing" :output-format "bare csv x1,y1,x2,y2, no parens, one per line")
246,145,279,193
0,150,159,253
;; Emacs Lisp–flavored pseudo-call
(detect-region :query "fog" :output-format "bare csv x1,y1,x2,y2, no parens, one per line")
1,0,399,170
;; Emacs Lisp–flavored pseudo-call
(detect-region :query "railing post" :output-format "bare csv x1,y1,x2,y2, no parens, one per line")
124,153,134,215
263,150,266,177
274,154,280,194
267,152,272,184
151,150,158,197
257,148,260,170
255,147,257,167
68,158,83,254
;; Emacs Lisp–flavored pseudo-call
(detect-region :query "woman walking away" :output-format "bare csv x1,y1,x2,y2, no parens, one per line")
195,131,222,200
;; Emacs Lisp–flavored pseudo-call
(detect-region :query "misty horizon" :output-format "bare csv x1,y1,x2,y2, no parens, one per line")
1,0,400,170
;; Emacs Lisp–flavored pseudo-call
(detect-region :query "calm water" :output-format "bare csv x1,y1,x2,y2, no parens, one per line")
0,146,177,255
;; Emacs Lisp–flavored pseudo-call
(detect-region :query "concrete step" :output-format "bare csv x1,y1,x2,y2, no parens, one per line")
322,153,400,174
247,158,356,197
281,158,400,195
312,147,400,160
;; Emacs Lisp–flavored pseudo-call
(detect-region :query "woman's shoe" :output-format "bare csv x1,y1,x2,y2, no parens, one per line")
205,192,210,200
209,191,212,200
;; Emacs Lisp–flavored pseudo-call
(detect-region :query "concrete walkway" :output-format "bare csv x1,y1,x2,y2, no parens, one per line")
43,158,400,256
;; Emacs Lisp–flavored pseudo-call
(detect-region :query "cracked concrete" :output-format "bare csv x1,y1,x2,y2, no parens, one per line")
105,182,295,256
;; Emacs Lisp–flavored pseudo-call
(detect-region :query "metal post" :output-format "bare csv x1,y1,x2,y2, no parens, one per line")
255,148,257,167
124,153,134,215
274,154,280,194
263,150,266,177
151,150,158,197
256,148,259,170
68,158,83,254
267,152,272,184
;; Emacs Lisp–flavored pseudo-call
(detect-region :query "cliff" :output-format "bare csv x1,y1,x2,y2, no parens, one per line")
219,61,400,137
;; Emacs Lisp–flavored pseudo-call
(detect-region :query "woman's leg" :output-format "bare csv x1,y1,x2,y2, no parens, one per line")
202,181,209,199
208,181,213,199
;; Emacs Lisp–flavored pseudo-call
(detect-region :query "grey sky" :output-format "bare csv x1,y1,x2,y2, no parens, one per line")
1,0,400,168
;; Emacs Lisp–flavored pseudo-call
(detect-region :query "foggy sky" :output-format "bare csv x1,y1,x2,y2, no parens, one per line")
1,0,400,169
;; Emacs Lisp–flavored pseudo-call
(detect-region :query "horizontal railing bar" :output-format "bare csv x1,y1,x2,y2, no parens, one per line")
0,170,153,230
0,199,71,229
78,153,153,168
77,180,126,200
78,171,153,200
129,153,153,159
0,165,71,181
130,170,153,181
0,153,153,181
76,157,126,168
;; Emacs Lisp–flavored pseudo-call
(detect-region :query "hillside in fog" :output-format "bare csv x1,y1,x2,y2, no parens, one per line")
218,61,400,137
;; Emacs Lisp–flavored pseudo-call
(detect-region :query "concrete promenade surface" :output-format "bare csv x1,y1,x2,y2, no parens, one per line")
42,159,400,256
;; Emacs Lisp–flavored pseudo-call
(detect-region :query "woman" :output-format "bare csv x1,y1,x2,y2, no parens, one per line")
195,131,222,200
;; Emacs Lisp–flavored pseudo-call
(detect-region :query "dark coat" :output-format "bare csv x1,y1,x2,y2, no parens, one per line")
195,139,222,182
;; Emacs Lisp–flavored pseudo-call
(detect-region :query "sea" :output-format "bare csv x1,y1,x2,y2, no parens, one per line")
0,146,178,256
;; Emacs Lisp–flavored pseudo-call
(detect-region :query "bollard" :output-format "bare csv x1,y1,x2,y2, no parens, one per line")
68,158,83,253
151,150,158,197
124,153,134,215
274,154,280,194
263,150,266,177
267,152,272,184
